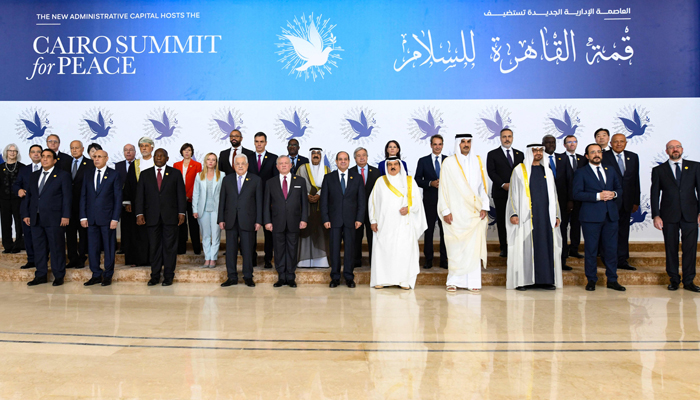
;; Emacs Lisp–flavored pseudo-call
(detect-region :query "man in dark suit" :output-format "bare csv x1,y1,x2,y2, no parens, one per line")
594,128,612,152
248,132,279,269
14,144,43,270
21,149,71,286
287,138,309,175
352,147,380,269
219,129,255,175
603,133,640,271
543,135,574,271
114,143,136,255
415,134,448,269
218,154,262,287
80,150,122,286
562,135,587,258
487,128,524,257
572,144,625,292
321,151,365,288
135,149,186,286
264,156,308,287
651,140,700,292
45,134,71,172
65,140,94,269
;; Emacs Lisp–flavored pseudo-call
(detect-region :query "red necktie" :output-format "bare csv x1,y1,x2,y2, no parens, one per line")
361,167,366,184
233,148,237,157
157,168,163,190
257,155,262,172
282,176,288,199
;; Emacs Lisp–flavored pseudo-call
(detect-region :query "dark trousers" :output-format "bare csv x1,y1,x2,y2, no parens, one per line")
225,222,254,281
617,208,631,266
87,225,116,279
494,196,508,252
148,221,179,281
273,230,298,282
32,214,66,280
177,201,201,254
423,200,446,266
21,218,34,263
330,225,355,282
0,197,23,250
66,215,87,266
354,212,373,268
569,202,582,252
559,209,571,264
662,220,698,286
119,207,135,254
581,214,618,283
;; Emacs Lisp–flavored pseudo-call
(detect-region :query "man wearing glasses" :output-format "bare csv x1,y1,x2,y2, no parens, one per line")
562,135,587,259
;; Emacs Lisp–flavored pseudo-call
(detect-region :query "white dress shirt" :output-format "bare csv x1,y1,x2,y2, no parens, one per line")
668,159,683,179
279,172,292,188
229,146,242,167
37,166,54,189
94,166,107,190
337,169,349,187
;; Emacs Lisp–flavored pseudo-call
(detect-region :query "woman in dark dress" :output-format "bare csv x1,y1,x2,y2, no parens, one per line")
0,144,26,253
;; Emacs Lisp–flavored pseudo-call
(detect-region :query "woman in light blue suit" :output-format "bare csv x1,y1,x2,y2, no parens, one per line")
193,153,226,268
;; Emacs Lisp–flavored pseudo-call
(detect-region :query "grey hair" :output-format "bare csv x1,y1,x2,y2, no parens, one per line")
353,147,367,158
123,143,136,151
276,155,291,165
2,143,21,162
233,154,248,164
138,136,154,146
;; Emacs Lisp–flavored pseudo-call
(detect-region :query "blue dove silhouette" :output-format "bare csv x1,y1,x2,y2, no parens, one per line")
629,208,648,226
346,111,374,140
214,111,241,140
84,112,111,140
21,111,47,140
488,206,497,226
481,110,509,140
549,110,579,139
323,154,333,170
280,111,307,140
149,112,176,140
619,109,648,139
413,111,442,140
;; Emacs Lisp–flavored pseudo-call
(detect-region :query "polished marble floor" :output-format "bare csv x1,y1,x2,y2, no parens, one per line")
1,282,699,399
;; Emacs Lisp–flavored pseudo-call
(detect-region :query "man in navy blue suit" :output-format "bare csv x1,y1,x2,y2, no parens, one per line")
21,149,71,286
415,134,448,269
114,143,136,255
13,144,43,270
572,144,625,292
321,151,365,288
80,150,122,287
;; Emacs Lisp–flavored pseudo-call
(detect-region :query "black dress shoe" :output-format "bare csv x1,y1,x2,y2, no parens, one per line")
10,248,21,254
499,250,507,258
221,278,238,287
52,278,64,286
423,263,433,269
288,280,297,288
569,252,584,259
73,264,85,270
273,279,286,287
562,265,573,271
516,286,527,291
147,278,159,286
684,284,700,293
585,281,596,291
440,262,448,269
116,250,125,255
264,262,273,269
618,264,637,271
329,279,339,288
162,280,173,286
607,281,626,291
20,262,35,269
101,278,112,286
2,249,11,254
346,280,356,288
542,284,556,290
244,278,255,287
27,276,48,286
84,277,102,286
668,283,679,291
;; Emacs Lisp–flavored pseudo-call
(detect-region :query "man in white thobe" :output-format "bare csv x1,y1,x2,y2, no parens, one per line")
296,148,330,267
438,134,489,292
506,144,564,290
369,157,427,289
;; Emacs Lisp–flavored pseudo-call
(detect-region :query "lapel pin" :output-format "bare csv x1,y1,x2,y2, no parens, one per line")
53,175,56,177
246,178,249,181
265,156,268,159
627,158,630,161
685,166,689,170
104,176,107,180
558,157,561,160
604,167,608,170
166,173,169,175
83,162,86,165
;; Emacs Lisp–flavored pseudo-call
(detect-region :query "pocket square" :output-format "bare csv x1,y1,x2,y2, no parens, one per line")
293,186,301,188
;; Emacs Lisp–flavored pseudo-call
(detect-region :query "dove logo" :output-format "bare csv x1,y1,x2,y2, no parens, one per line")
630,196,651,232
408,107,446,142
276,13,343,80
209,108,245,141
545,107,582,139
476,107,513,141
341,108,378,144
80,108,115,144
275,108,311,142
613,105,653,142
144,108,179,144
16,108,51,143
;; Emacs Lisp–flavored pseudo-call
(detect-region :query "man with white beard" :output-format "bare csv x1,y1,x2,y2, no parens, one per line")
368,157,426,289
506,144,563,291
296,148,330,267
438,134,489,293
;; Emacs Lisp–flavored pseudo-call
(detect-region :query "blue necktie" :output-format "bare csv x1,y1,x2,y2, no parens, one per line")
96,169,102,191
675,162,682,185
596,167,605,185
434,156,441,178
341,173,346,194
617,154,626,175
237,175,242,193
549,155,557,179
72,159,78,179
506,149,513,168
38,171,48,194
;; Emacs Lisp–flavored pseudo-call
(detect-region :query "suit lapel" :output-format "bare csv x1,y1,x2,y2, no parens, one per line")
664,162,680,187
96,169,110,195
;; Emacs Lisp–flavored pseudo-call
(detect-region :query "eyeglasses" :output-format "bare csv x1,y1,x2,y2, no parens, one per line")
47,140,59,144
6,150,17,153
565,140,578,144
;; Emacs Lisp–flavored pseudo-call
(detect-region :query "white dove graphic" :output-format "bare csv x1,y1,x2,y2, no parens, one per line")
284,21,334,71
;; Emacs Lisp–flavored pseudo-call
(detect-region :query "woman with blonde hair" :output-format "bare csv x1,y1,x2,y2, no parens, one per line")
0,144,25,253
192,152,226,267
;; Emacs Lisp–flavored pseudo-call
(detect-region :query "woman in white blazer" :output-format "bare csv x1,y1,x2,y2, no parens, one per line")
192,153,226,267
